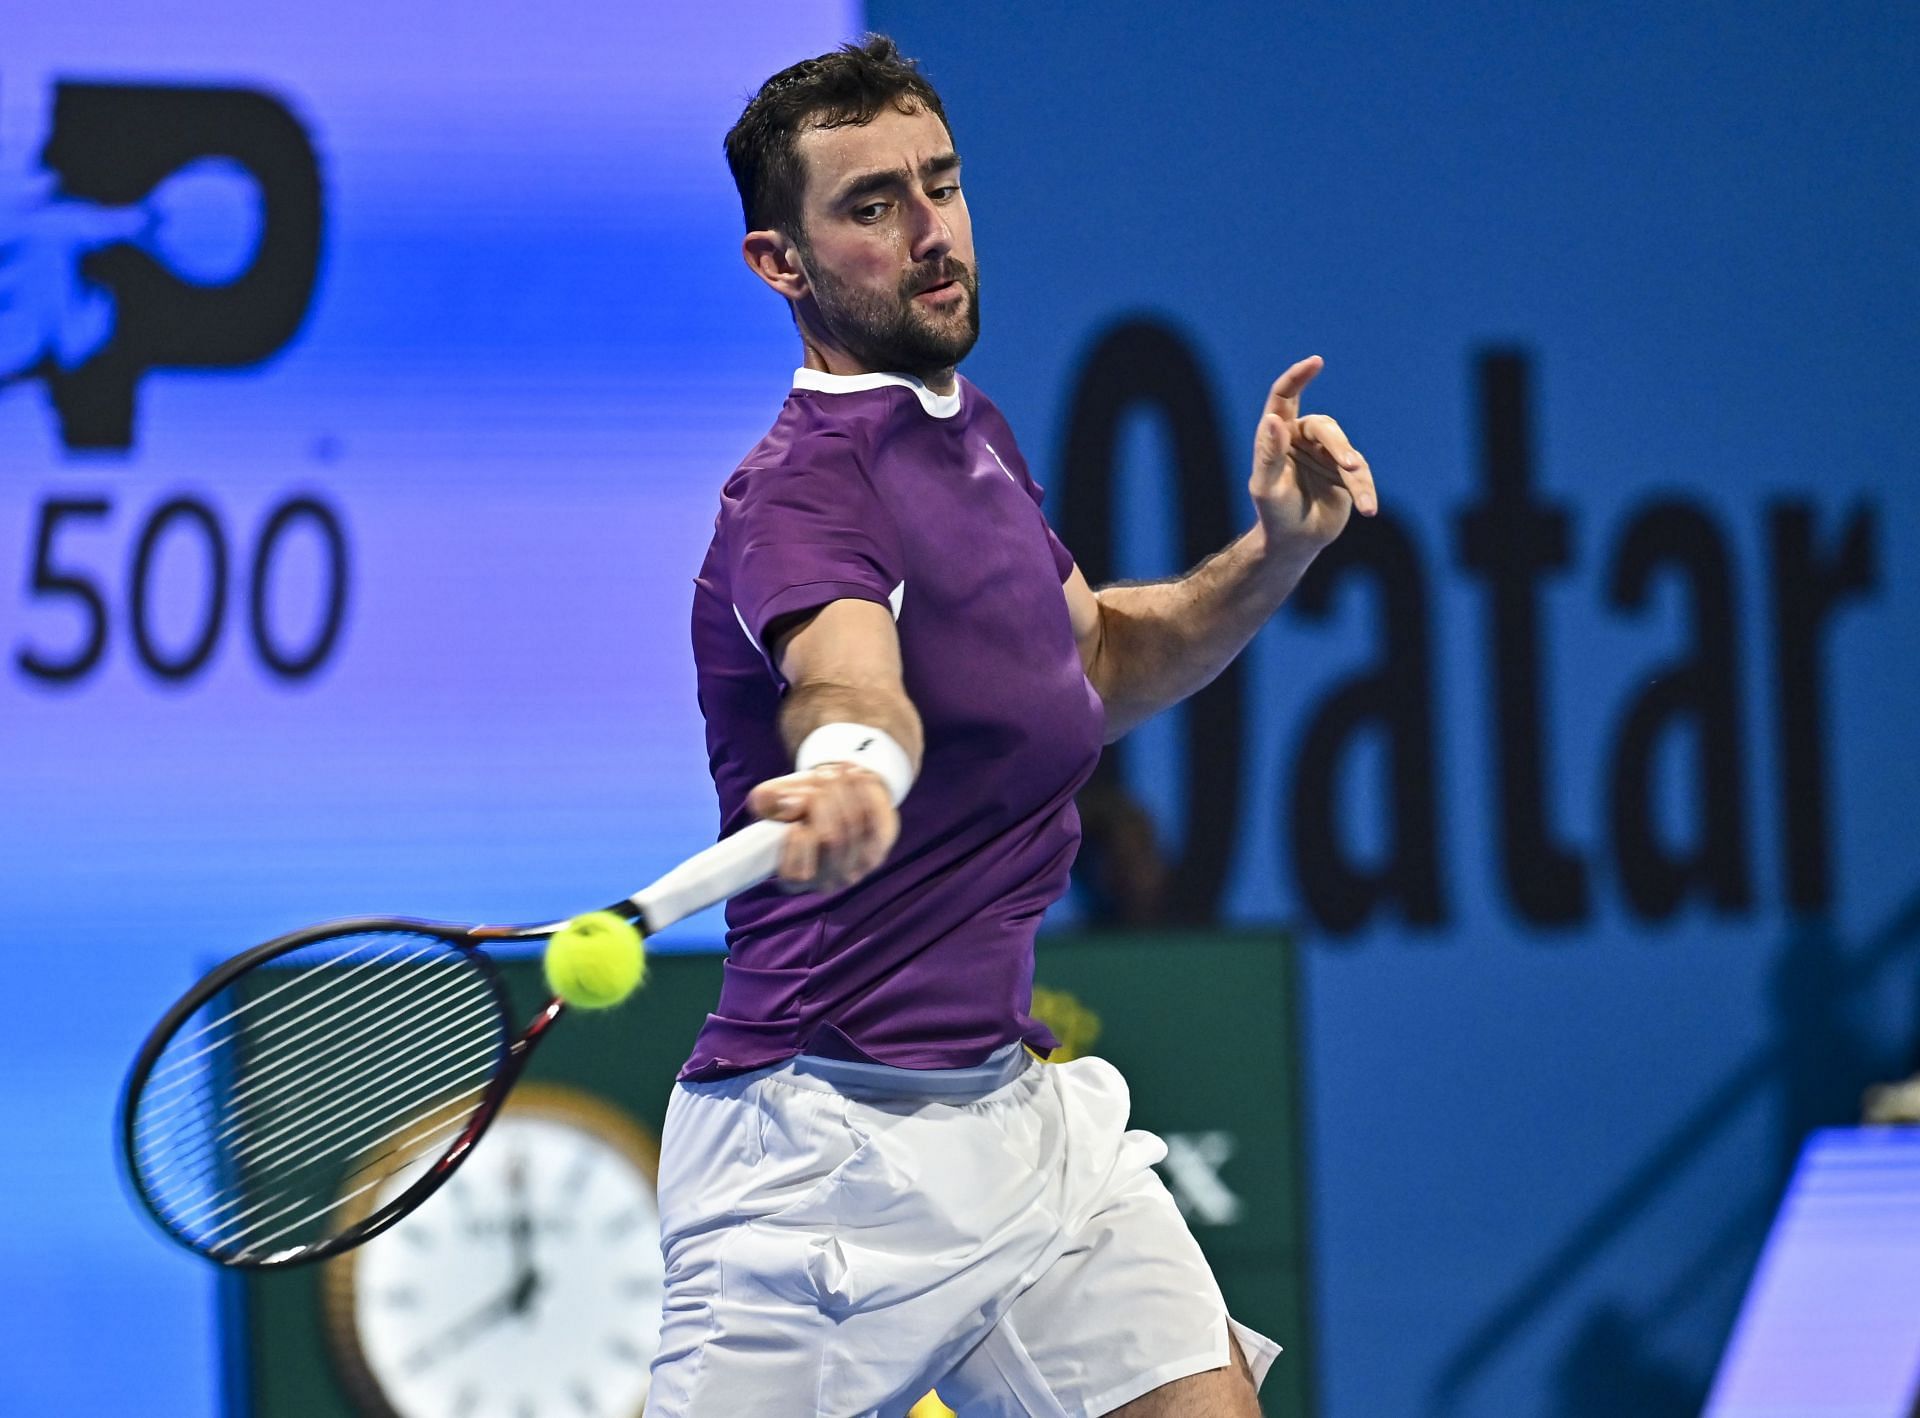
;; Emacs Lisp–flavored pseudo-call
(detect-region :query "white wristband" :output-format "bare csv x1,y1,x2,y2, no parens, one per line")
795,722,916,806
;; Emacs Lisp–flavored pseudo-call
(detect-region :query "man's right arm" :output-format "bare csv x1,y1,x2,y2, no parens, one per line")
747,598,924,893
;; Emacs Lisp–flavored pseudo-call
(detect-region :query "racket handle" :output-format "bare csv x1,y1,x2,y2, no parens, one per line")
630,819,789,934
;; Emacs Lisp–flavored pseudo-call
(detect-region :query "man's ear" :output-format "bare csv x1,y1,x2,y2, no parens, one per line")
743,229,809,301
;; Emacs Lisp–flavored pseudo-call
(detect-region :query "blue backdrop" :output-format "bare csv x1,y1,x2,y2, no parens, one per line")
5,2,1919,1415
0,4,855,1413
870,2,1920,1414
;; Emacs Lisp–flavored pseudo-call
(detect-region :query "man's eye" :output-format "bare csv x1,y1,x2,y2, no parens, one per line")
930,185,960,201
854,202,888,222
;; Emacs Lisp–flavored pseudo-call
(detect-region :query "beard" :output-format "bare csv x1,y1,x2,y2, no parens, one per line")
799,248,981,378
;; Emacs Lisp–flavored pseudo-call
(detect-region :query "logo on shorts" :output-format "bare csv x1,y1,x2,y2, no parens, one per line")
1,80,322,449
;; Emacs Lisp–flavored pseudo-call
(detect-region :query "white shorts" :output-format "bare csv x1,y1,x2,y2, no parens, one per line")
646,1045,1280,1417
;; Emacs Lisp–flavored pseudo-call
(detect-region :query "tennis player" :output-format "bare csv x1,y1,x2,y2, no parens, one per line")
649,36,1376,1418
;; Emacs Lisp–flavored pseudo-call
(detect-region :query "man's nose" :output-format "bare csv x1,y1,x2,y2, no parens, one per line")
907,194,952,264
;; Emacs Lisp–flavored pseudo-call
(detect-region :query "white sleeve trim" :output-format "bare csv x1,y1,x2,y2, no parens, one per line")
732,602,769,663
735,583,903,658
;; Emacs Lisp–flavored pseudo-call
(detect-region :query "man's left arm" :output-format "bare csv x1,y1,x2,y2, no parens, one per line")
1065,355,1377,742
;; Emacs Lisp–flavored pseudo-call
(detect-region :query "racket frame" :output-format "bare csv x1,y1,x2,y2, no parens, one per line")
117,906,641,1270
120,816,786,1269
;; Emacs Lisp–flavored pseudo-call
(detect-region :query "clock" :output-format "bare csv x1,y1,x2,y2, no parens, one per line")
323,1082,665,1417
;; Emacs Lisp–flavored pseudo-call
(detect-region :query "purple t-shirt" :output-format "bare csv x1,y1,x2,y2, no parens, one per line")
680,368,1104,1080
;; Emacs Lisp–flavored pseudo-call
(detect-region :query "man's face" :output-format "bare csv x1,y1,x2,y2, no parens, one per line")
790,102,978,377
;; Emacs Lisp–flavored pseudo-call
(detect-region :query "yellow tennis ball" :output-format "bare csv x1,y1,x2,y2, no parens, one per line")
543,911,646,1010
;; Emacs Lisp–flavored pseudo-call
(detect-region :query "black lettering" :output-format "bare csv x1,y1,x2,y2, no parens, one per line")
1287,511,1446,934
1769,501,1878,911
1455,349,1588,926
42,82,323,449
1059,318,1241,923
1605,500,1751,918
16,498,113,684
130,496,227,680
250,495,349,680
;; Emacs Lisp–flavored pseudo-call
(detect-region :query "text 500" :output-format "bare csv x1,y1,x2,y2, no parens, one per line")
16,493,348,685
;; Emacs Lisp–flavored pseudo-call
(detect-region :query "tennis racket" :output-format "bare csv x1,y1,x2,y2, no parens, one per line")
118,818,788,1270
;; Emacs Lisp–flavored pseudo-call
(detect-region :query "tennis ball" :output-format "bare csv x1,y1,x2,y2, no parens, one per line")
543,911,646,1010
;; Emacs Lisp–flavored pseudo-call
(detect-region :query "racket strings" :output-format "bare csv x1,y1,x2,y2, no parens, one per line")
190,1085,488,1257
146,1014,497,1204
202,1091,485,1258
143,950,499,1255
220,1029,497,1182
160,1078,485,1248
136,965,489,1172
129,930,508,1263
137,936,445,1114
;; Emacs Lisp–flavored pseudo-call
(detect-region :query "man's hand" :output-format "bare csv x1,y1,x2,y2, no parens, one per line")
1248,355,1378,554
747,761,899,893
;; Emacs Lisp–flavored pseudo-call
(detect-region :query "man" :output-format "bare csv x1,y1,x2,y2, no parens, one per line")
650,35,1376,1418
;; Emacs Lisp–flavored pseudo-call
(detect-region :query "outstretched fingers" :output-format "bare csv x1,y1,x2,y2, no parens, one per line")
1264,355,1324,422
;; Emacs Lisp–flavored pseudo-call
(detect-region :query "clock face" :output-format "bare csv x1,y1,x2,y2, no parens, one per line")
326,1085,665,1418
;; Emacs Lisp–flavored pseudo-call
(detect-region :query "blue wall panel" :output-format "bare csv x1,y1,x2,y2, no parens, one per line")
0,4,855,1413
6,3,1919,1414
866,3,1920,1415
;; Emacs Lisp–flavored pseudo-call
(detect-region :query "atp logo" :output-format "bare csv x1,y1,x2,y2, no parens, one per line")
0,80,321,449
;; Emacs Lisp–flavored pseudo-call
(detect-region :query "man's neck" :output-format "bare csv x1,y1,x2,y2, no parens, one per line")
800,338,957,397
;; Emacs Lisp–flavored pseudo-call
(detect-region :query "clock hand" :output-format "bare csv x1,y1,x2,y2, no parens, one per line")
510,1263,541,1312
399,1276,534,1376
505,1151,539,1313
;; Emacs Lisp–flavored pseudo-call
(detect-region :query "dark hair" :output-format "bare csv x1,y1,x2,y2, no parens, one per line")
725,34,952,240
